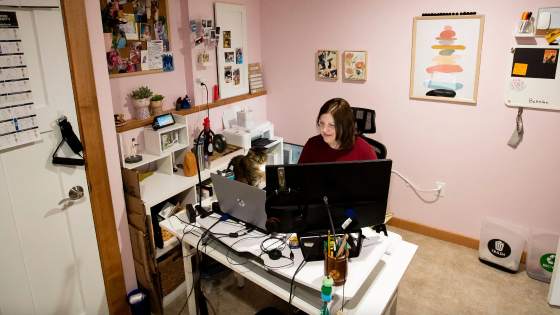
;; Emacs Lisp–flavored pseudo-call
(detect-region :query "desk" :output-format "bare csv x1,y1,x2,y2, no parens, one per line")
160,212,417,315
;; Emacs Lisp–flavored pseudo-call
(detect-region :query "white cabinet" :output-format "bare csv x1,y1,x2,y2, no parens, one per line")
20,0,59,7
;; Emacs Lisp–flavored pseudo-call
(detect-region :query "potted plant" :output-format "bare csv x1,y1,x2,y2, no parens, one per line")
150,94,165,116
131,86,153,120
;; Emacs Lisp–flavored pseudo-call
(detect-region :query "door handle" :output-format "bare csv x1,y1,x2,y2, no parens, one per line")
58,186,85,206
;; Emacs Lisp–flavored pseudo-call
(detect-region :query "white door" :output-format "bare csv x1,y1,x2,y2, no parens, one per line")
0,6,108,315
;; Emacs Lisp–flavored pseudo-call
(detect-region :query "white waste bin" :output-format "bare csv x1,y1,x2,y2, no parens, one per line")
526,230,558,283
479,217,527,273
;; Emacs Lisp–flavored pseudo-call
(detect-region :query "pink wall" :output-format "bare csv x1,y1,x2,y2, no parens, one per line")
261,0,560,239
84,0,136,292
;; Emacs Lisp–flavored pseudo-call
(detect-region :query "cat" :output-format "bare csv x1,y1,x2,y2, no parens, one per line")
227,146,268,186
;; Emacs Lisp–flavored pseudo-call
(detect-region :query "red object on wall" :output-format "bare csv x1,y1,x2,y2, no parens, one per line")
214,85,219,101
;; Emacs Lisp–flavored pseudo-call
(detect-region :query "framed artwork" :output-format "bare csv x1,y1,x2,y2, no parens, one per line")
344,51,367,80
317,50,338,79
410,15,485,103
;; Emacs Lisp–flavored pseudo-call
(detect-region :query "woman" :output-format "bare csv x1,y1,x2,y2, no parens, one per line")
298,98,377,163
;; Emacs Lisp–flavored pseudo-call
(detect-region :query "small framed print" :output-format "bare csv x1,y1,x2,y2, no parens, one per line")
317,50,338,79
343,51,367,81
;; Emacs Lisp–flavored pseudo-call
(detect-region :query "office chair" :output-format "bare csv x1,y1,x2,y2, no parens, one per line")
351,107,387,159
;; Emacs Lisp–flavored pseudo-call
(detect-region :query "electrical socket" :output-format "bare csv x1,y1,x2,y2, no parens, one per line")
196,75,206,90
435,182,445,197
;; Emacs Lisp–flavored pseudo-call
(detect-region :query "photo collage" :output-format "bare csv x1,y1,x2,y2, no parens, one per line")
0,11,40,150
104,0,172,75
222,30,243,86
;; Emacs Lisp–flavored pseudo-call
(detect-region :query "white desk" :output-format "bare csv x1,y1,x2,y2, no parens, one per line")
160,212,417,315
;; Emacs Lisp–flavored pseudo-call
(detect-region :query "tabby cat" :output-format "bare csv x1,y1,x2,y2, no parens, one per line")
227,146,268,186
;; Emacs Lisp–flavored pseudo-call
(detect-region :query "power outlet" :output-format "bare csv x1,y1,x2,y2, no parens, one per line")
196,75,206,90
435,182,445,197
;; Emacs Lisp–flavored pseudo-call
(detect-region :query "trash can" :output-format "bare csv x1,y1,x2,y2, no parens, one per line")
479,217,527,273
127,288,149,315
526,229,559,283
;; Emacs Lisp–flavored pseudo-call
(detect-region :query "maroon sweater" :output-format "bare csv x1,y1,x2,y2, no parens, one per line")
298,135,378,164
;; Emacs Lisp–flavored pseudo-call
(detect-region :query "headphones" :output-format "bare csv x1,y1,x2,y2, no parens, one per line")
265,167,308,233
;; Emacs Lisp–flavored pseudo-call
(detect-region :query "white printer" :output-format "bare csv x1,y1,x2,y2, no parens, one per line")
222,121,283,164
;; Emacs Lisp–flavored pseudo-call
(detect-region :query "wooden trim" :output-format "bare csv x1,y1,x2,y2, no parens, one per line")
60,1,131,314
387,217,527,264
110,68,163,78
117,90,267,133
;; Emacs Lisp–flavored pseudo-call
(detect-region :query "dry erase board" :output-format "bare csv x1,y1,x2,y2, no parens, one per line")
504,45,559,110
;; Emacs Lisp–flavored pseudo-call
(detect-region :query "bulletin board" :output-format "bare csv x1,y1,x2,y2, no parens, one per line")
214,3,249,99
504,45,559,110
101,0,172,78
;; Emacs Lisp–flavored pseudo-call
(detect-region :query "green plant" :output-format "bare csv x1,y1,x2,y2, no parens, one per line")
131,86,153,100
151,94,165,101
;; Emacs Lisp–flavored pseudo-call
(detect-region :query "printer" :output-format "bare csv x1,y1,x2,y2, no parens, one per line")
222,121,278,153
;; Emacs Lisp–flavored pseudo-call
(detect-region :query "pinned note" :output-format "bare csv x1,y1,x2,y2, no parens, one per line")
512,63,528,76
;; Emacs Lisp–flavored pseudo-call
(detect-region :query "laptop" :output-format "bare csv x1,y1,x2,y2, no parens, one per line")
210,173,268,232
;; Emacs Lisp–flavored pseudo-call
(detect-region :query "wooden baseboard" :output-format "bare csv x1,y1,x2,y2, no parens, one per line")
387,217,527,264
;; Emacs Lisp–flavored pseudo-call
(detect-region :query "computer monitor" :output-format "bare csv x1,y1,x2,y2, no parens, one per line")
265,160,392,233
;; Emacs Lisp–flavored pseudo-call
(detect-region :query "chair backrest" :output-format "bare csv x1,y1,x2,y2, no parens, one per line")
352,107,376,134
360,135,387,159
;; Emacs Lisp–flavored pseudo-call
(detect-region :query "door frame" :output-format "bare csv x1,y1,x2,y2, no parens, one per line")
59,1,131,314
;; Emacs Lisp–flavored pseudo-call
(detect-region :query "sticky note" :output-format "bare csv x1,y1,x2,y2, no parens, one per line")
512,63,528,76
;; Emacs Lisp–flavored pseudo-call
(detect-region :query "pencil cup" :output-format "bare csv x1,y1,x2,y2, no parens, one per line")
324,250,348,286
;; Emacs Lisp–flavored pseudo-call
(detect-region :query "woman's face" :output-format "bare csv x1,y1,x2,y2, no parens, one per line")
318,113,337,148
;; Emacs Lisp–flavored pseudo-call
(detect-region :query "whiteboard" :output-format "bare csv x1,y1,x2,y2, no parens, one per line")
504,45,560,110
215,3,249,99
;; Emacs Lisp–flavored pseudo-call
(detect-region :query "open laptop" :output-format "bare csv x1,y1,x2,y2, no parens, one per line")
210,173,268,233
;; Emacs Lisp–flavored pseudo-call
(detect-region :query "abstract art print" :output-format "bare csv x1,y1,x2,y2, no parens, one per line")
344,51,367,80
317,50,338,79
410,16,484,103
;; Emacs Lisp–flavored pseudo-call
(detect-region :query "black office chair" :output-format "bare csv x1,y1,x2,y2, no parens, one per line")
351,107,387,159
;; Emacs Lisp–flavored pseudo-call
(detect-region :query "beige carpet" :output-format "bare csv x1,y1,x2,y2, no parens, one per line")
164,226,560,315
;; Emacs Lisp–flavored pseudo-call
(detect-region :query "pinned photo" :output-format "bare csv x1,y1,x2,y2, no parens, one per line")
129,42,142,65
236,48,243,64
162,52,174,72
206,20,213,28
190,20,197,32
544,50,558,64
119,58,135,73
225,52,234,63
201,19,207,28
194,36,204,46
204,29,210,40
233,68,240,85
140,23,152,41
210,30,216,41
120,13,138,40
154,20,167,40
114,31,127,49
225,66,232,83
133,0,147,22
163,41,170,52
223,31,231,48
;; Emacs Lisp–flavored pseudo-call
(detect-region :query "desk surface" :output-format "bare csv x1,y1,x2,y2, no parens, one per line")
161,213,417,315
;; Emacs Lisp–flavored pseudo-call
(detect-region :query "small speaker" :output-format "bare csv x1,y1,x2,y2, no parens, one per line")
213,134,227,154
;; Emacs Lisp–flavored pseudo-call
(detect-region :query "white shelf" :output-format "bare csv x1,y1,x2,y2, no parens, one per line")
161,143,188,156
145,122,187,134
156,237,180,259
122,151,163,169
141,158,235,210
515,32,535,38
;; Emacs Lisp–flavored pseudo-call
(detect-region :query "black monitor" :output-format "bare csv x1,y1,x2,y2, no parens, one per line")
264,159,392,233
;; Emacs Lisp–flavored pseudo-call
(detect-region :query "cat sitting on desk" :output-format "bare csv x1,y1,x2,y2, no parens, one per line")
227,146,268,187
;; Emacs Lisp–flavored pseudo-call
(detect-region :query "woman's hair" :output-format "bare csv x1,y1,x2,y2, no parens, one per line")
316,98,357,150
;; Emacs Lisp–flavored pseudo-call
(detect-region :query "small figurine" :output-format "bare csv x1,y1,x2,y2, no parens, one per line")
114,114,126,127
175,95,192,111
125,138,142,163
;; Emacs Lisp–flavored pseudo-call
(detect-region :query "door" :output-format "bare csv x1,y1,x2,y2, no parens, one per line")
0,6,108,315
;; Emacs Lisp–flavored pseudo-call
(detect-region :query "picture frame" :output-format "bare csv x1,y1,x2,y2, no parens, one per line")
410,15,485,103
317,50,338,79
343,51,367,81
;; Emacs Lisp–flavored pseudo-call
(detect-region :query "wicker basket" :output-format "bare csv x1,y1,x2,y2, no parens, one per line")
158,246,185,296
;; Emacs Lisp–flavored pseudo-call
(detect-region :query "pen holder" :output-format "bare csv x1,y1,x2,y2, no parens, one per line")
324,249,348,286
